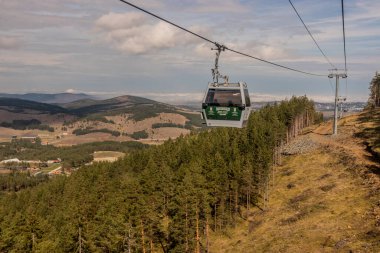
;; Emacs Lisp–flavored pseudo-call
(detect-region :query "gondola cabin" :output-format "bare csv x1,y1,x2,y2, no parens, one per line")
201,82,251,128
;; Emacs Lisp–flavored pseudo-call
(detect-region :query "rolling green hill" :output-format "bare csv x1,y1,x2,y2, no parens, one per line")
59,98,100,109
68,95,162,117
63,95,203,126
0,95,204,132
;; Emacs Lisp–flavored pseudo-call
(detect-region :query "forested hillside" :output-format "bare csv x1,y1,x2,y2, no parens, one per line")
0,95,203,145
0,96,321,252
0,98,69,114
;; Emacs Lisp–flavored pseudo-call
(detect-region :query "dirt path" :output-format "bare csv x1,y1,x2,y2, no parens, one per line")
311,112,379,170
210,111,380,252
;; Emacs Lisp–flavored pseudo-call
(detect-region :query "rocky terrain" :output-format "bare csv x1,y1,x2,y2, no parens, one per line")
282,135,320,155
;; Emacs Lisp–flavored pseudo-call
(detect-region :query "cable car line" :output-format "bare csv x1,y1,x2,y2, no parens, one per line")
117,0,326,77
288,0,336,69
328,77,335,94
227,48,325,77
341,0,347,73
118,0,214,45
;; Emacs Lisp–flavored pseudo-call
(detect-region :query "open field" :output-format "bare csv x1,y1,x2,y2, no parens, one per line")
93,151,125,162
40,163,62,173
0,111,193,146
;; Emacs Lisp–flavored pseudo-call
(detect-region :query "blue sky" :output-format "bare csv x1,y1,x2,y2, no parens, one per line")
0,0,378,103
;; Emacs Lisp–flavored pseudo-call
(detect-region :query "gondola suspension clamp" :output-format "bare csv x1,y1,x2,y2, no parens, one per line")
211,43,229,85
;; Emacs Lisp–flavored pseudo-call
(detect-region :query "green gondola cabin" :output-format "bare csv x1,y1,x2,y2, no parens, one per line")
201,81,251,128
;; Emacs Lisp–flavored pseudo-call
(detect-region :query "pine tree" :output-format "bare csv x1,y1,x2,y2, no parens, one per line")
368,71,380,108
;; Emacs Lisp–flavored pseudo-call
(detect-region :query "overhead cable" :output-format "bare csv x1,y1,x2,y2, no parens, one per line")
328,77,335,94
117,0,326,77
341,0,347,73
288,0,336,69
226,48,324,76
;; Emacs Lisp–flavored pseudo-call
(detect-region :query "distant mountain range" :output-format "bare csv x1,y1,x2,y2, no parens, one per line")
64,95,174,119
0,95,175,116
0,93,93,104
0,94,203,127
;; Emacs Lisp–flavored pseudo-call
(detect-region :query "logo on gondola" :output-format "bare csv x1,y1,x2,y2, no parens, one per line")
231,107,239,116
216,107,228,116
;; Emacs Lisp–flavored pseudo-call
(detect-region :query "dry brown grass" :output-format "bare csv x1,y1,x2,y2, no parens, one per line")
93,151,125,162
209,112,380,253
210,151,379,252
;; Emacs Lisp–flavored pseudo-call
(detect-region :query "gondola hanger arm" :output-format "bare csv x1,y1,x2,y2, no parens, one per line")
211,44,229,84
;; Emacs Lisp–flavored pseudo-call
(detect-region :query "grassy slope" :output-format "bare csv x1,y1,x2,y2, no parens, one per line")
354,109,380,158
209,110,380,252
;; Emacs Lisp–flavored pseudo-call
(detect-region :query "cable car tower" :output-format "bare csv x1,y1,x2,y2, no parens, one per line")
201,44,251,128
328,69,347,135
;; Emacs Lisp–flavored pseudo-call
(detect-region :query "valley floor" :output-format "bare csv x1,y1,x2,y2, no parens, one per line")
210,110,380,252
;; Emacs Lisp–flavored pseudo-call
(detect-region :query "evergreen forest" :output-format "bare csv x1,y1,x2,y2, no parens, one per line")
0,96,322,252
368,72,380,108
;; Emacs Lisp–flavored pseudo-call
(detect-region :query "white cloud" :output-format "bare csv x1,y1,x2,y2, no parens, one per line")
0,0,377,102
0,51,66,66
63,89,120,96
194,0,248,13
95,12,205,54
0,36,21,50
134,92,204,104
0,67,16,73
95,12,146,30
65,89,77,93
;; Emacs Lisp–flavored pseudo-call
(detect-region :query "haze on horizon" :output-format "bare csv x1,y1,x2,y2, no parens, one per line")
0,0,379,104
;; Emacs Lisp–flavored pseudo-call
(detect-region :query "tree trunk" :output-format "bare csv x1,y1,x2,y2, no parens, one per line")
185,202,189,253
150,227,153,253
128,227,131,253
234,189,238,219
279,141,283,165
206,217,210,253
246,189,250,218
79,227,82,253
141,220,146,253
214,203,217,232
229,191,232,224
195,208,200,253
